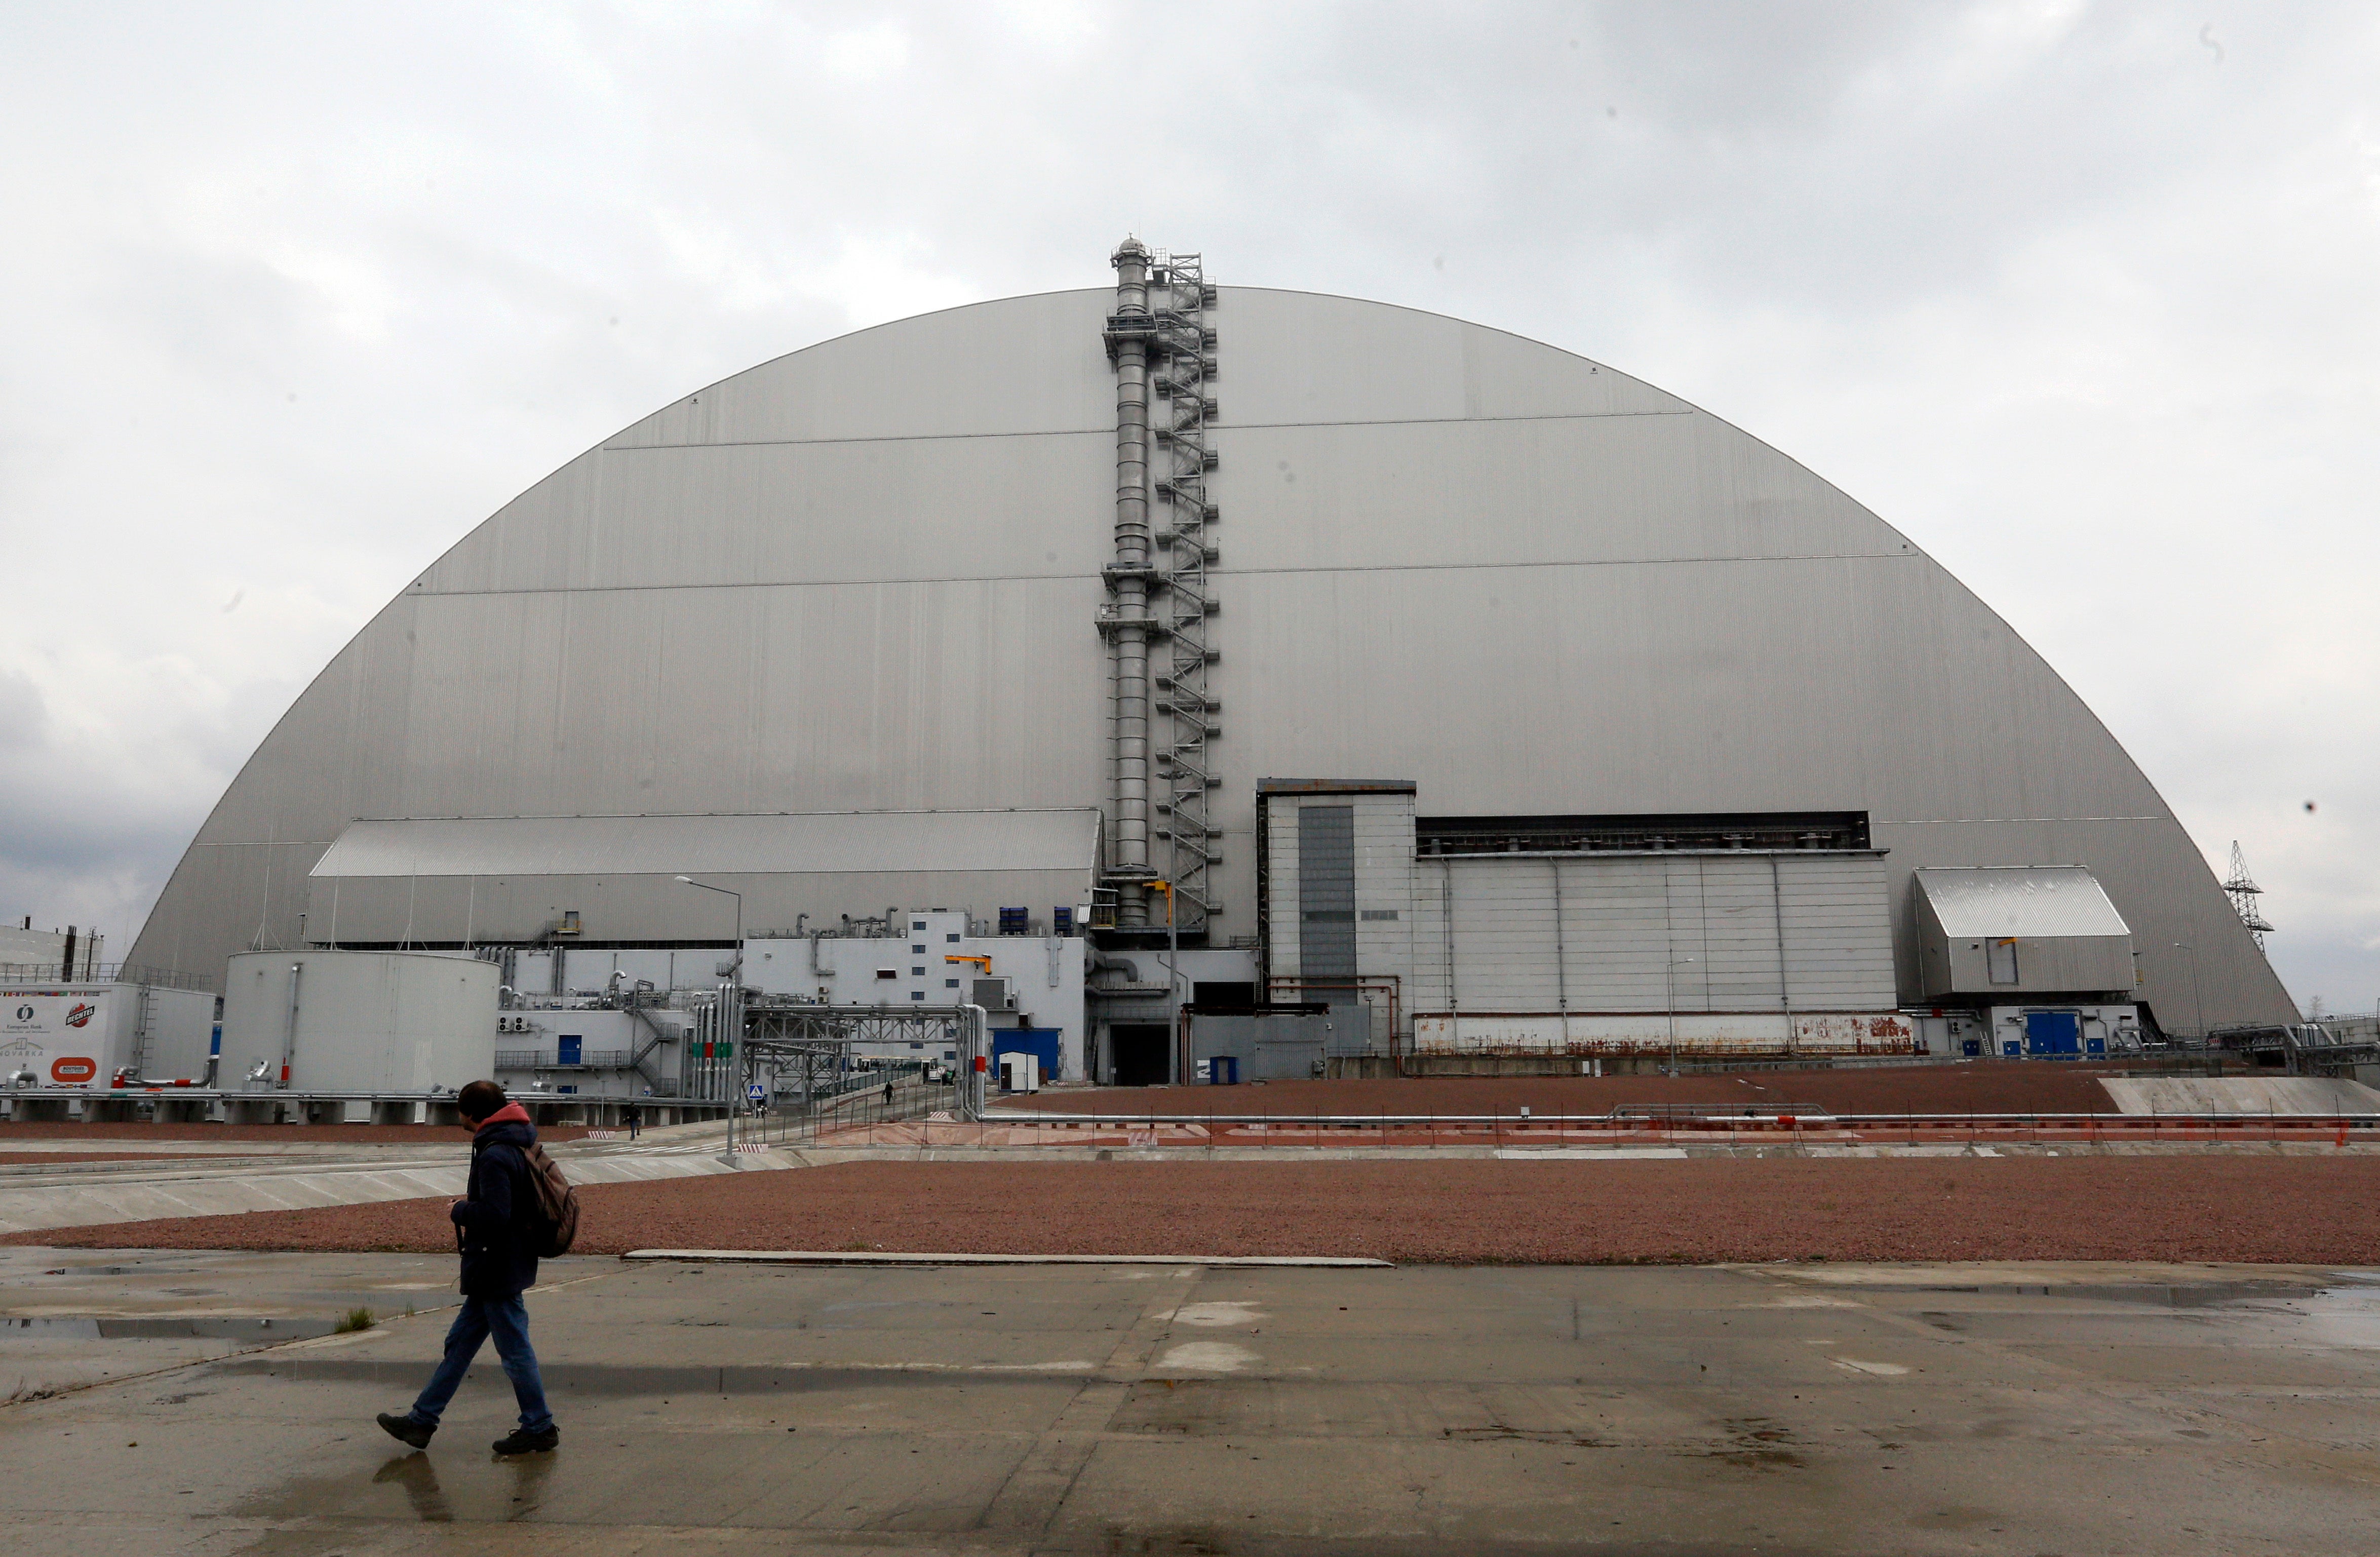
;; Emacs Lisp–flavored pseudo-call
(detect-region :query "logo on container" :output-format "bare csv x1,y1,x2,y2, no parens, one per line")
50,1057,97,1084
64,1003,95,1029
13,1005,29,1022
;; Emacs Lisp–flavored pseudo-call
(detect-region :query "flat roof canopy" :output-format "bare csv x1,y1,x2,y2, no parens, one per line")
311,809,1103,881
1913,866,2131,940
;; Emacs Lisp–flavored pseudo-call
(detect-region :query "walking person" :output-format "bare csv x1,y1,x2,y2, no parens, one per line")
377,1081,560,1456
623,1101,641,1142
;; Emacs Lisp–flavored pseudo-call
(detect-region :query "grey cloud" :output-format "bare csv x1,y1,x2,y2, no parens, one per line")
0,0,2372,1008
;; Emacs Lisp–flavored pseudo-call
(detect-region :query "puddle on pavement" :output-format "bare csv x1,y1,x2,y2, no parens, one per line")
1916,1282,2323,1306
1903,1281,2380,1343
0,1315,338,1340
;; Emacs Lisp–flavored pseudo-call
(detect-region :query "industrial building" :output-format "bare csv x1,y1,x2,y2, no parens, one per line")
103,241,2293,1101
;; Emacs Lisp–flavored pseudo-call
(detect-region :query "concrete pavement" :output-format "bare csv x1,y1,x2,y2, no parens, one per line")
0,1125,789,1236
0,1250,2375,1553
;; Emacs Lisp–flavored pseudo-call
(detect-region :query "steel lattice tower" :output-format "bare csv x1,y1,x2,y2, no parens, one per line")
2221,840,2274,952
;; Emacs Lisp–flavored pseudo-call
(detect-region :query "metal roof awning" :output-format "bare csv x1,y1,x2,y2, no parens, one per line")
1911,867,2131,939
311,810,1104,881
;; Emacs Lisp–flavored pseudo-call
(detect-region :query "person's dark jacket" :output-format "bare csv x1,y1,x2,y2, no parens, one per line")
454,1102,540,1297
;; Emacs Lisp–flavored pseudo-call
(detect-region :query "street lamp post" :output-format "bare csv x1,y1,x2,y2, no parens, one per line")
2173,942,2205,1041
1666,957,1698,1077
677,876,744,1150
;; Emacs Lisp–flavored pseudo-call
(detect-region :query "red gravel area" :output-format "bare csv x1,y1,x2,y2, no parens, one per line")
11,1157,2375,1265
1016,1064,2128,1118
0,1121,589,1143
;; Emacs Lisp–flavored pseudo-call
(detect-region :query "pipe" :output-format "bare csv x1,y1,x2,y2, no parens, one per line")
281,959,302,1089
107,1053,218,1090
1769,854,1796,1056
1109,236,1152,925
1088,948,1143,986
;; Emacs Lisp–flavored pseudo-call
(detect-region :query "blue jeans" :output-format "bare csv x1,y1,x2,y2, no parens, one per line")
408,1293,553,1434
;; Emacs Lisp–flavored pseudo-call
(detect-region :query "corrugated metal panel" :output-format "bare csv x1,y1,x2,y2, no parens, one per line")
1913,867,2131,939
313,810,1101,880
1423,852,1895,1015
1296,806,1357,982
128,285,2295,1030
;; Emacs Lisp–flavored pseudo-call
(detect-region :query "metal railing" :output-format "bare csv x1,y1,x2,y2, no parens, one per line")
494,1049,632,1070
0,962,214,992
739,1064,951,1146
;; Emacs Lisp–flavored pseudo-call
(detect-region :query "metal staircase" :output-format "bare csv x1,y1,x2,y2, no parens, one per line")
1148,250,1221,936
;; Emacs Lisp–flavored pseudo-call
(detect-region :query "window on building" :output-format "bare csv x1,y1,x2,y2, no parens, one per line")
911,943,925,953
912,920,927,930
946,932,961,943
945,978,960,988
1987,939,2019,985
911,966,925,976
909,990,925,1001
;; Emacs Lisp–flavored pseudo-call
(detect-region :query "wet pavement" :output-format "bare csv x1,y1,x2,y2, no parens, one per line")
0,1251,2375,1553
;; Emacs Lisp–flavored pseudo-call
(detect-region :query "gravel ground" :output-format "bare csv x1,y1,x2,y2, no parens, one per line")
0,1120,589,1143
1014,1064,2132,1117
11,1157,2375,1265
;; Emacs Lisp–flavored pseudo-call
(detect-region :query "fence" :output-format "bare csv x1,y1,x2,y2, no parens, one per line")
494,1049,632,1070
734,1062,953,1146
0,962,215,992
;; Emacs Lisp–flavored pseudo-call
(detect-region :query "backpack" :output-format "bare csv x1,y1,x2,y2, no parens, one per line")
521,1142,580,1257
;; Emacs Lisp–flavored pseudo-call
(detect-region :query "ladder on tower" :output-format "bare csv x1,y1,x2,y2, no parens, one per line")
1148,251,1221,933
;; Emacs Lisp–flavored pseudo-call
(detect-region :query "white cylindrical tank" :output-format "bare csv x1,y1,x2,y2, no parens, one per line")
222,951,497,1094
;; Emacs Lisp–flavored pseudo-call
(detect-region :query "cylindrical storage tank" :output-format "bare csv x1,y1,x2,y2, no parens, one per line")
222,951,497,1094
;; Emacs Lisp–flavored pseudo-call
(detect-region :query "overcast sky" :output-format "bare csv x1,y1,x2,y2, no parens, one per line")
2,1,2373,1014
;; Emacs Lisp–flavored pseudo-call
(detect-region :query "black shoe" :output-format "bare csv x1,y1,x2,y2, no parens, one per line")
376,1411,435,1450
491,1424,560,1456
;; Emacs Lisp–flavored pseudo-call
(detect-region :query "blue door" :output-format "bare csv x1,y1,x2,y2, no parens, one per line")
2024,1010,2081,1057
557,1034,582,1067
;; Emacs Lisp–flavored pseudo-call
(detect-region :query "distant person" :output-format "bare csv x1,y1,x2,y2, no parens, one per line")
883,1077,895,1108
377,1080,560,1457
622,1102,641,1142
